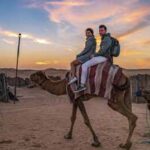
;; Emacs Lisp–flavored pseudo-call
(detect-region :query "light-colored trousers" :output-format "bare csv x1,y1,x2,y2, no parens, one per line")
81,56,107,84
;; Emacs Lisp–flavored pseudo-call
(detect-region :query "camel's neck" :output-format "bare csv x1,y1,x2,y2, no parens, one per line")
49,78,67,85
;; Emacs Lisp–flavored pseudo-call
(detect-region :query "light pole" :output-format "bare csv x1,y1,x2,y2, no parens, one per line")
14,33,21,104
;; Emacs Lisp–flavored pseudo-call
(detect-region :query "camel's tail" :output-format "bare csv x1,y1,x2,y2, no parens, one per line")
141,90,150,111
124,83,132,111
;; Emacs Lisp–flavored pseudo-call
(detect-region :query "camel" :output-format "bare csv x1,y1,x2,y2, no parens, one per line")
30,70,138,150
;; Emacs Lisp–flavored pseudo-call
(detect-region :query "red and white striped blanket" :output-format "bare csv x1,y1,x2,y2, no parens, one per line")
66,61,123,102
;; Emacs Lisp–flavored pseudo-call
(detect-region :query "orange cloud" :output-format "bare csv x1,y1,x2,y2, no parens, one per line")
121,49,145,57
114,57,150,69
143,40,150,45
46,1,90,6
36,61,50,65
35,60,60,65
43,0,121,24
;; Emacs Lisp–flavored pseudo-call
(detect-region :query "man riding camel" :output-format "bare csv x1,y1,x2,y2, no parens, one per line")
74,25,113,92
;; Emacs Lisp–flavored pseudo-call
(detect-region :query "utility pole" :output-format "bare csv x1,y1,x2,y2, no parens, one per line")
14,33,21,104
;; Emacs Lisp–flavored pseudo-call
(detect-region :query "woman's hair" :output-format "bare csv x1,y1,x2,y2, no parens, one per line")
86,28,94,35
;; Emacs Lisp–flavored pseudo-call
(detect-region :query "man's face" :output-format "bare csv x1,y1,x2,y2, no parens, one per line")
99,27,106,37
86,30,93,38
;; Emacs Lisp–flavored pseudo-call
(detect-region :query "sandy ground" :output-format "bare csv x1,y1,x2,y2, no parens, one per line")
0,86,150,150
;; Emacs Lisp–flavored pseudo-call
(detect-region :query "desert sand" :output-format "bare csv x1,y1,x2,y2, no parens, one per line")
0,87,150,150
0,68,150,150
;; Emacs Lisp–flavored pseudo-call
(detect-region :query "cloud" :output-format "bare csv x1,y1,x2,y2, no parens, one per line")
34,39,51,45
0,28,18,38
35,60,60,65
36,61,49,65
114,6,150,39
2,39,15,45
121,49,145,57
46,1,91,6
143,40,150,45
26,0,150,38
0,27,51,45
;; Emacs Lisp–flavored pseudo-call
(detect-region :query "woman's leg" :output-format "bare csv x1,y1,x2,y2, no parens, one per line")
71,60,81,76
81,56,107,85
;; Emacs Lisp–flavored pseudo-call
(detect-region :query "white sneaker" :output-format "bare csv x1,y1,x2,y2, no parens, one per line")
68,77,77,85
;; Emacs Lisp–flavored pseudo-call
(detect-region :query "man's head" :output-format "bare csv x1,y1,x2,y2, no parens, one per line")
99,25,107,37
85,28,94,38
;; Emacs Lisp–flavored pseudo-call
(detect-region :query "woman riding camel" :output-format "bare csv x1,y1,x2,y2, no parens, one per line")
68,28,96,85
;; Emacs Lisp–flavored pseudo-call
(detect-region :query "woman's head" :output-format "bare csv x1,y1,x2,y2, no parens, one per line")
85,28,94,38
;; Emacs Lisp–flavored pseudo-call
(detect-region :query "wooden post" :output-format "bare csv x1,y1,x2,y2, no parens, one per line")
14,33,21,104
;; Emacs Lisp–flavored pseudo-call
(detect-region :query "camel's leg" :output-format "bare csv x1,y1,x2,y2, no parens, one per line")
64,102,78,139
77,99,101,147
120,89,138,150
109,90,137,150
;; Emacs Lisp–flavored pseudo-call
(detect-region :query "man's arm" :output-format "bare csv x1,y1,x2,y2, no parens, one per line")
95,36,112,57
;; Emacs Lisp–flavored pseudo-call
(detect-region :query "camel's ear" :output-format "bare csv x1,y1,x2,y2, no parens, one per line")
43,71,48,79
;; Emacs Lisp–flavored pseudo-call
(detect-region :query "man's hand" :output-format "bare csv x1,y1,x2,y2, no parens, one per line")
90,54,94,58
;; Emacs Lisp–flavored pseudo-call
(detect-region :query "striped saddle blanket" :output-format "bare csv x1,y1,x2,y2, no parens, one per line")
66,61,123,102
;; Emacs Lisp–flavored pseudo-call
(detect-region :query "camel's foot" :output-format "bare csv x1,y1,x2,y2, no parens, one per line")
64,133,72,139
91,139,101,147
119,142,132,150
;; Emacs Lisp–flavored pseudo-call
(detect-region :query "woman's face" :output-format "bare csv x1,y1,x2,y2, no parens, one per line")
86,30,93,38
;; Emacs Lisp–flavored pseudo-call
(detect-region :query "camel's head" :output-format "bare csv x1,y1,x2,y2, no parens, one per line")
30,71,48,85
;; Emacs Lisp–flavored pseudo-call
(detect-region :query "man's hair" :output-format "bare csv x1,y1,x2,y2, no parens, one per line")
99,25,107,31
86,28,94,35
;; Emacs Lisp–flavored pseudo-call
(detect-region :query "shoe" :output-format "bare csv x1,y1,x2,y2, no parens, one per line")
74,84,86,93
68,77,77,85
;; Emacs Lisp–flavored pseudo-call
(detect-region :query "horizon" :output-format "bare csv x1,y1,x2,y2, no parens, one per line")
0,0,150,69
0,67,150,71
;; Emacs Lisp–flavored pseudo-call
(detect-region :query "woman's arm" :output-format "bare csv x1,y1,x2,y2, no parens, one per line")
77,38,95,57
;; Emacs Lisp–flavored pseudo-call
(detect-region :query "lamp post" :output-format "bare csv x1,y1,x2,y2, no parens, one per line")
14,33,21,104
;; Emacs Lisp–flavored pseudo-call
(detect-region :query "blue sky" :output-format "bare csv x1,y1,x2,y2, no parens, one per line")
0,0,150,69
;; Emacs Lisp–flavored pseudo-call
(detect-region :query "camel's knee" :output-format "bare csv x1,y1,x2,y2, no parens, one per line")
129,114,138,128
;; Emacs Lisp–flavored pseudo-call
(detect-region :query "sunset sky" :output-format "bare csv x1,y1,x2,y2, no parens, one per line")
0,0,150,69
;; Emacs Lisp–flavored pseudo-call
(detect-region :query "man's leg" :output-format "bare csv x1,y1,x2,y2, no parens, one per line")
74,56,107,92
81,56,107,85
